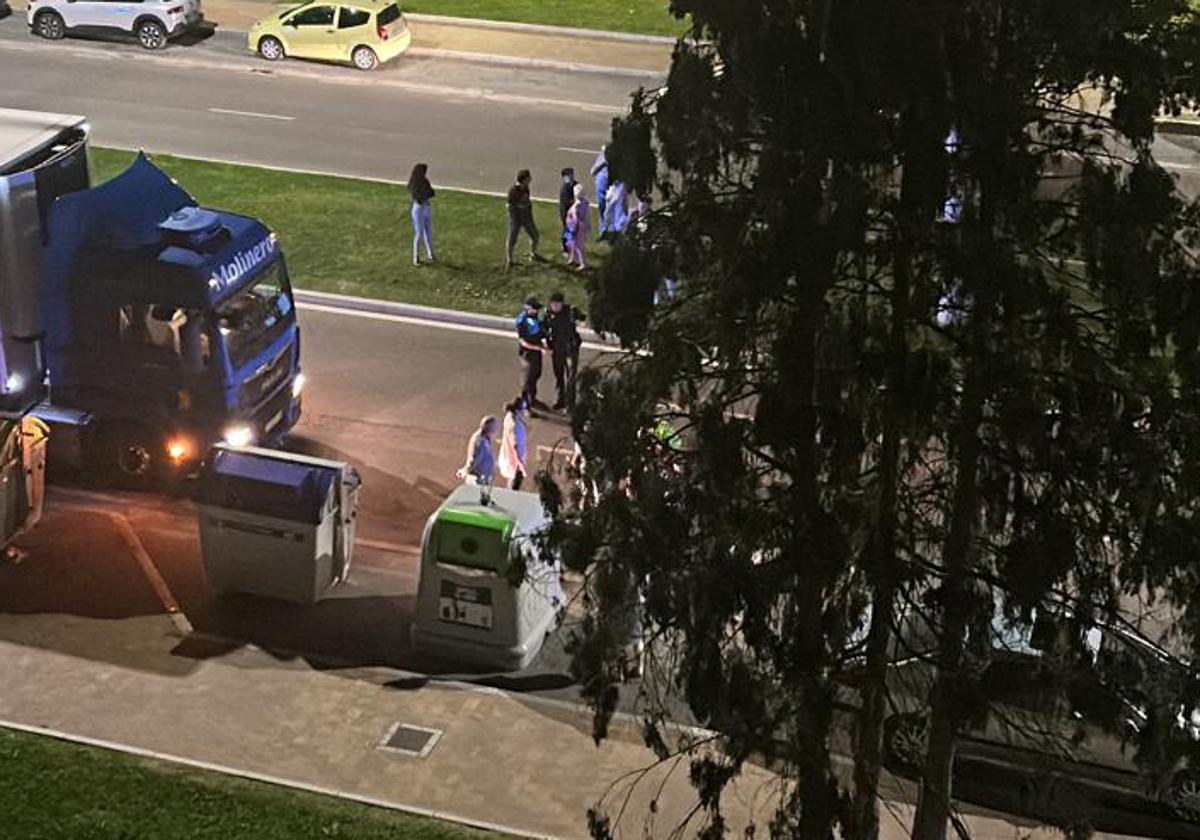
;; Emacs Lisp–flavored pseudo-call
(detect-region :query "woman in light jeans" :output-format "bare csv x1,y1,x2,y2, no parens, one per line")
407,162,436,265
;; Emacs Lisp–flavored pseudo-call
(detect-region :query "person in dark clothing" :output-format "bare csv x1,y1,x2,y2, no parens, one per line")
516,295,550,412
545,291,585,411
505,169,540,271
558,167,577,256
407,163,435,266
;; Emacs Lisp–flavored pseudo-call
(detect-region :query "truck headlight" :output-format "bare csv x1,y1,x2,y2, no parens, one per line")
292,372,306,399
166,437,192,462
223,424,254,448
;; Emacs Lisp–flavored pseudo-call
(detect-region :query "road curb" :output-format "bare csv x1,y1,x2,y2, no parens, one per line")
1158,118,1200,137
407,46,662,79
404,11,679,45
0,720,552,840
292,289,615,348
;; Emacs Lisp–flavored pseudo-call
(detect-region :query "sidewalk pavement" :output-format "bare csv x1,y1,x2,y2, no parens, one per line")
9,0,673,73
0,614,1150,840
0,489,1153,839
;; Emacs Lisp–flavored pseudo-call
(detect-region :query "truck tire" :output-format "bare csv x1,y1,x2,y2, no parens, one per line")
35,10,65,40
135,18,167,50
97,423,163,489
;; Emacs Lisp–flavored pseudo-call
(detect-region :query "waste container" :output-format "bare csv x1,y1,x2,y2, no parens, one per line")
197,444,360,603
0,415,46,547
412,484,563,670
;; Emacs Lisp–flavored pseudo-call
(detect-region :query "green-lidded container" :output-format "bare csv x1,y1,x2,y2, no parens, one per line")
412,483,562,670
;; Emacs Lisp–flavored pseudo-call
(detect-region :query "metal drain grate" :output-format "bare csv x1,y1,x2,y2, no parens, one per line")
378,723,442,758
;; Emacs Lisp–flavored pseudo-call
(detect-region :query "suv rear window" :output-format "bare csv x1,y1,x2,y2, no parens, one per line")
377,4,400,25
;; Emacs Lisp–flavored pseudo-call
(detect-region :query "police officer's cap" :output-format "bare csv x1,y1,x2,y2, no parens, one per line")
524,295,542,309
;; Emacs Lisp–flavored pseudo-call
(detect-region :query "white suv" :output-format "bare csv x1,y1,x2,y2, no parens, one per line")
27,0,202,49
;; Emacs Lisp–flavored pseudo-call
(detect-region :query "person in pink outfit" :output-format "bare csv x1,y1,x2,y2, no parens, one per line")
565,183,591,270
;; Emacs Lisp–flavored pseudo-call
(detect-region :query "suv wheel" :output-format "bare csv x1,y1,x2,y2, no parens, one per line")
257,35,284,61
35,10,65,40
351,45,378,71
883,713,930,775
1168,770,1200,822
136,18,167,50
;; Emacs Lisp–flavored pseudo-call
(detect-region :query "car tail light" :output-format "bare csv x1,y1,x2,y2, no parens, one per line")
377,23,388,40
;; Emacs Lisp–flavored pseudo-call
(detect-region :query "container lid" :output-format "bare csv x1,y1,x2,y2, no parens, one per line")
201,447,337,524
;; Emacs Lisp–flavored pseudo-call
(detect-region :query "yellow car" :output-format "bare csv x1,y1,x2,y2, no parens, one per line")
248,0,411,71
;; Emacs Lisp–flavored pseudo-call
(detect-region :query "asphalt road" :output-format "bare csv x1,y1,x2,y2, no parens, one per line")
0,18,654,198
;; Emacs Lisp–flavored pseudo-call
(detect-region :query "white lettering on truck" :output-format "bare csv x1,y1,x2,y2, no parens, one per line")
209,236,277,289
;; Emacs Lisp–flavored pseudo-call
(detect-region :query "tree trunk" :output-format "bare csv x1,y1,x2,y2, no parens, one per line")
850,97,948,838
909,383,983,840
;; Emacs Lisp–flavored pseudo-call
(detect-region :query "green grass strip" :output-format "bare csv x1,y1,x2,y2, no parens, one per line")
89,148,596,319
0,727,506,839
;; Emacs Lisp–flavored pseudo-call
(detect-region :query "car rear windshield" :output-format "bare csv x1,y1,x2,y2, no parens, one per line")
377,4,400,25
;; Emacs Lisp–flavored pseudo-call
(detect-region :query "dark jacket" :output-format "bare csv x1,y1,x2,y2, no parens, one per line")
408,176,435,204
546,306,584,356
558,179,577,225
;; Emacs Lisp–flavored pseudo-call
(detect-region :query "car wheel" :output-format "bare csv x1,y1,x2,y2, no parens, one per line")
883,713,929,775
257,35,284,61
136,18,167,50
34,10,65,40
351,45,378,71
1167,769,1200,822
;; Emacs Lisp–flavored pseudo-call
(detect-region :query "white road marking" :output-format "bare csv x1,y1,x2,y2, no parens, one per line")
298,302,616,353
57,501,194,637
0,38,626,114
557,146,601,155
207,107,296,122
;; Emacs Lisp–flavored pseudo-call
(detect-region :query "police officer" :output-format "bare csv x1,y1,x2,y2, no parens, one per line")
545,291,584,411
516,295,550,413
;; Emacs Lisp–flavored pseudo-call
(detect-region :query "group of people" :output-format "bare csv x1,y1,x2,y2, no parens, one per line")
405,154,605,498
456,290,585,498
404,149,643,273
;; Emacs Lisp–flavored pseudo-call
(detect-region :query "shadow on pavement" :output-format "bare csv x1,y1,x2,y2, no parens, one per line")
0,507,199,676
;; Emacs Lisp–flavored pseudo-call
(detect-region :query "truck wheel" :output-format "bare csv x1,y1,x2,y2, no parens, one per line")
351,45,377,71
98,425,162,489
136,18,167,49
35,10,65,40
257,35,284,61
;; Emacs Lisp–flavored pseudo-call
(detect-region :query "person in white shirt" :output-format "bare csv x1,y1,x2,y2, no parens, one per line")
498,397,528,490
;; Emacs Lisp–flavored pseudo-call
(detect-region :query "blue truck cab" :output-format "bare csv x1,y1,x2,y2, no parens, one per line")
39,153,303,483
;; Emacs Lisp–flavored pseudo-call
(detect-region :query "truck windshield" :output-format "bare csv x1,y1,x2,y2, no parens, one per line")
214,259,294,368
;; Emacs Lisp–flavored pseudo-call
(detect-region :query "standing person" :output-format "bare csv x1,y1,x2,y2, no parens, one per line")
565,184,591,270
455,414,498,494
515,295,550,412
407,163,435,266
505,169,540,272
546,291,584,411
558,167,577,257
604,180,630,240
591,146,609,236
498,397,528,490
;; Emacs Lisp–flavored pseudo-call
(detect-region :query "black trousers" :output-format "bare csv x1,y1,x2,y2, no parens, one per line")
552,349,579,408
520,350,542,405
